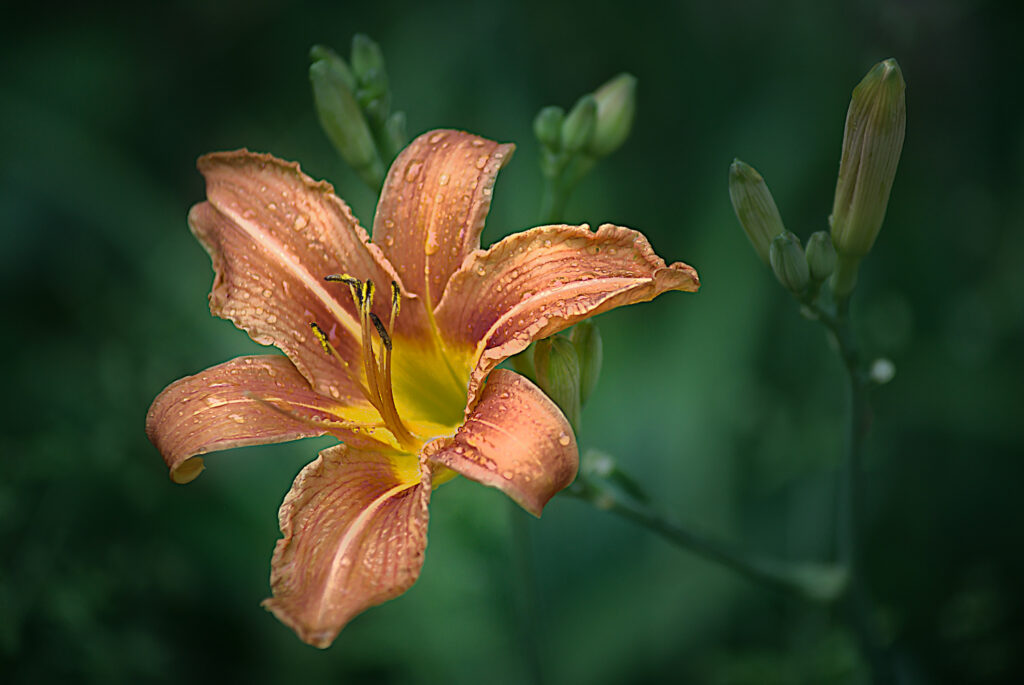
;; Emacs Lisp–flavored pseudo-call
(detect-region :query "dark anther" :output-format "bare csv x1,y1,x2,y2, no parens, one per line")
369,312,392,351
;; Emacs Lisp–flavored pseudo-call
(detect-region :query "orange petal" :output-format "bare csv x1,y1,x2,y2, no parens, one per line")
145,356,384,484
192,150,420,399
426,369,577,517
433,223,699,404
263,445,431,648
372,130,514,309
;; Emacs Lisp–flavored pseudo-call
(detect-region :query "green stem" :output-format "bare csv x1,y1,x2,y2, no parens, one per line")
563,481,847,603
508,500,546,685
809,297,895,684
538,176,570,225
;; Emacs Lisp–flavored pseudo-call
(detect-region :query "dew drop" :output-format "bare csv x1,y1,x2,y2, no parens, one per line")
502,470,514,480
262,289,272,298
267,202,277,211
476,266,487,276
266,314,278,324
438,172,450,186
558,434,571,446
242,209,256,219
429,132,445,144
405,161,423,182
293,215,308,231
230,414,246,424
475,155,488,170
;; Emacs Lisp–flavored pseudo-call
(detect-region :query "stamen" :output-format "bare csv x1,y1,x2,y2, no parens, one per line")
389,281,401,332
309,322,350,370
320,275,418,451
325,273,364,310
362,279,375,309
369,312,392,351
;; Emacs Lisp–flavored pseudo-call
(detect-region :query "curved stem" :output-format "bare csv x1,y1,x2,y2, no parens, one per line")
563,480,847,603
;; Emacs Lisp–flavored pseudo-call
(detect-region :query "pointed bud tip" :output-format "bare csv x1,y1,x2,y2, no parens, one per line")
729,159,784,265
830,57,907,260
562,94,599,153
588,74,638,157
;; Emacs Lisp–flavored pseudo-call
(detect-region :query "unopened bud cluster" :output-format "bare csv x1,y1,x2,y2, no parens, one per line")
729,58,905,302
310,35,408,190
534,73,637,195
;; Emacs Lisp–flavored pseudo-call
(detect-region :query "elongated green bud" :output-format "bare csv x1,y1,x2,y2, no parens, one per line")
570,320,603,405
350,34,391,129
351,34,386,83
534,106,564,151
588,73,637,158
309,48,384,188
561,94,598,153
729,159,787,265
830,58,906,260
533,336,581,431
770,231,810,295
805,231,837,282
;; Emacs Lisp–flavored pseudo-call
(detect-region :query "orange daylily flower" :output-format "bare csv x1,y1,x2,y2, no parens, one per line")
146,129,699,648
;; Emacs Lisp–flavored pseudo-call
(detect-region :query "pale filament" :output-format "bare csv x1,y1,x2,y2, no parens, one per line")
317,275,418,451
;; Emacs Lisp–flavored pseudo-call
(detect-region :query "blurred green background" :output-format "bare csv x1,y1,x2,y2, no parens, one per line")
2,0,1022,683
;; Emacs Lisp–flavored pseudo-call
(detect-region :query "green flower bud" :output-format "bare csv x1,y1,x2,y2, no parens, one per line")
309,45,356,90
805,231,838,282
588,73,637,158
508,344,536,382
351,34,386,86
729,159,787,265
309,50,384,188
350,34,391,128
534,106,564,151
533,336,581,431
830,58,906,260
569,320,603,405
561,94,598,154
769,231,810,295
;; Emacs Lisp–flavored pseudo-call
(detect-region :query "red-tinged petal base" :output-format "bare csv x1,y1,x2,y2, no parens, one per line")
146,356,355,483
264,445,431,648
426,369,578,517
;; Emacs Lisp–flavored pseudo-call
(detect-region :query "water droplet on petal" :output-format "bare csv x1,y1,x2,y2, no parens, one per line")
438,172,450,186
558,433,571,446
293,215,308,231
405,161,423,182
230,414,245,424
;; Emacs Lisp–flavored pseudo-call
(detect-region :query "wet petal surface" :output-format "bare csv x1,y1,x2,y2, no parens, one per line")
263,445,431,648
